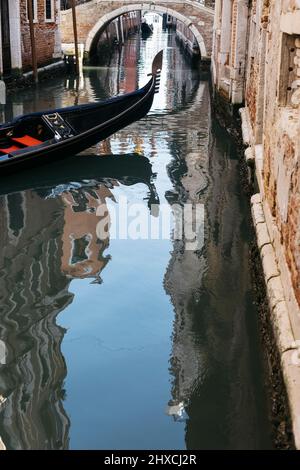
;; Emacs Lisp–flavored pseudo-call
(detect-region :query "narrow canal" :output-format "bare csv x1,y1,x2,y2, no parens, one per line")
0,21,273,449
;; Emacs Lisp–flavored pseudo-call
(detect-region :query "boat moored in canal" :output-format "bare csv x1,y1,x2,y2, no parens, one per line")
0,51,163,175
141,20,153,39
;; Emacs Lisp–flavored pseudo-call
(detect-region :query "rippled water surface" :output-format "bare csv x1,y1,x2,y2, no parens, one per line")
0,26,273,449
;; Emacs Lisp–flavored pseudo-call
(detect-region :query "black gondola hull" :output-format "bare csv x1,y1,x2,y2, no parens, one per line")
0,154,154,196
0,51,163,175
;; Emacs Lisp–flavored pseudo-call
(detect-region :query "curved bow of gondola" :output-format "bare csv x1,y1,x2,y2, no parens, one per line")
0,50,164,174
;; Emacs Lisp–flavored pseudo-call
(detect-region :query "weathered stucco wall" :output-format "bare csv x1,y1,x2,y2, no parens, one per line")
262,1,300,312
213,0,300,448
213,0,300,327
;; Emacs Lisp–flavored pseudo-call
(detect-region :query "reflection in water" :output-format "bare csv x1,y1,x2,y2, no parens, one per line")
164,121,272,448
61,185,113,282
0,26,272,449
0,192,71,449
0,165,157,449
164,82,210,425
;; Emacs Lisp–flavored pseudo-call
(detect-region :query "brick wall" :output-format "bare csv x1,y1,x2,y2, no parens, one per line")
20,0,60,70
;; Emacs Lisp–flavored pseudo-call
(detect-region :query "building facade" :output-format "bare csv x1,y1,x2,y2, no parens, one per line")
0,0,62,78
213,0,300,448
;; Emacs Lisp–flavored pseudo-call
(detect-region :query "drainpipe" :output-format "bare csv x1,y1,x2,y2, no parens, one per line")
27,0,38,83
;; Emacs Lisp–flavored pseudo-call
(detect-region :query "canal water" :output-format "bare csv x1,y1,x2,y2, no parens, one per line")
0,24,273,449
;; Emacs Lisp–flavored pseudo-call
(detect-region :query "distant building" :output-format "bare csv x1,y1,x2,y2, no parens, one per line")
0,0,62,78
162,13,176,30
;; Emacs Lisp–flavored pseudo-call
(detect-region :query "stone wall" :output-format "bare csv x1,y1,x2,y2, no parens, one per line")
212,0,300,448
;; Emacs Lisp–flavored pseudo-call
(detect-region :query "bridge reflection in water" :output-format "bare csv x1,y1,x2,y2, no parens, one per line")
0,29,272,449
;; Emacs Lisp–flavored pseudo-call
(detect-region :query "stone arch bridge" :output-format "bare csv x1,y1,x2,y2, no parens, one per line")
61,0,214,62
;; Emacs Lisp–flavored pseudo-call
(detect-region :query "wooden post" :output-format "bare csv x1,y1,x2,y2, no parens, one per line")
71,0,80,75
27,0,38,83
119,16,125,45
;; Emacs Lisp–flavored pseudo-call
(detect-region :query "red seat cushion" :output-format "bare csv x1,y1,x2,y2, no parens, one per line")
0,145,21,154
12,135,42,147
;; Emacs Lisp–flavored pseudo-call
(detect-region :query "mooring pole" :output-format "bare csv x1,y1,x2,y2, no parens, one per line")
71,0,80,75
27,0,38,83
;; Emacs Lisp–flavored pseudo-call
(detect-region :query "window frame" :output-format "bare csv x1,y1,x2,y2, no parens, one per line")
45,0,55,23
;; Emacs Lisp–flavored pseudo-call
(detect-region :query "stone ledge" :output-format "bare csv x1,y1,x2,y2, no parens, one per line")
251,193,300,449
272,301,295,354
0,437,5,451
261,244,280,282
256,222,271,251
22,60,65,80
239,107,253,146
281,350,300,450
251,197,266,225
268,276,286,310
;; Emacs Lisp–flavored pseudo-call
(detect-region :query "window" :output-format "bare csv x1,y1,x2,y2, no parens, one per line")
27,0,37,21
45,0,54,22
70,235,90,265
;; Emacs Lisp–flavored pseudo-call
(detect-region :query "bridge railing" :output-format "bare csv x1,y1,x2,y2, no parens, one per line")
61,0,215,10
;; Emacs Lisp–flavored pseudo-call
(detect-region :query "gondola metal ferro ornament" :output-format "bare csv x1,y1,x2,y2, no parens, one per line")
0,51,163,174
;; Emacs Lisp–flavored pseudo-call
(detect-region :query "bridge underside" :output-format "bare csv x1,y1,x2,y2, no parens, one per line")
61,1,214,62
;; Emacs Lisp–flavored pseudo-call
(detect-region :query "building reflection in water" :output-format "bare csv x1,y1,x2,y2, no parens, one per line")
0,192,71,449
0,157,158,449
164,86,270,448
0,176,129,449
164,80,210,425
61,185,115,282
